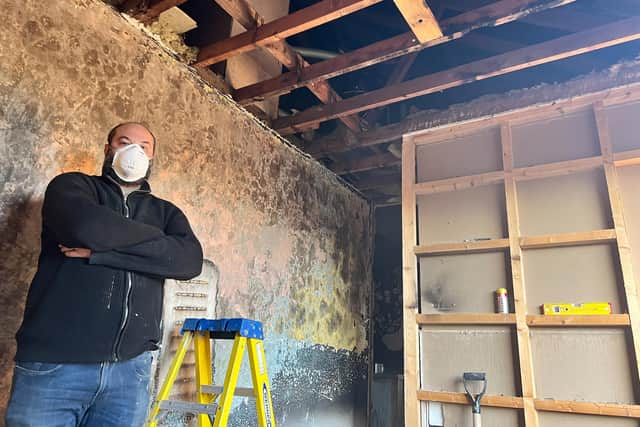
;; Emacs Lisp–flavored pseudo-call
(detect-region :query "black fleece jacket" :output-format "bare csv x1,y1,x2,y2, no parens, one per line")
15,172,203,363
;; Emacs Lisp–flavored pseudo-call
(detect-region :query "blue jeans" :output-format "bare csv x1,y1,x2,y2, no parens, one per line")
5,352,153,427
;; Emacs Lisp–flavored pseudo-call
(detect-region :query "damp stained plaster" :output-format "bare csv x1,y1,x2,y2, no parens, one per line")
0,0,373,424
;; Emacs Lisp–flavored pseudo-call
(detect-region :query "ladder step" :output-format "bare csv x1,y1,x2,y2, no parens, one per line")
158,400,218,416
201,385,255,397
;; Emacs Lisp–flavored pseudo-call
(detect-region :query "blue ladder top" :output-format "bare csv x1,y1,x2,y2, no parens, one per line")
181,318,264,340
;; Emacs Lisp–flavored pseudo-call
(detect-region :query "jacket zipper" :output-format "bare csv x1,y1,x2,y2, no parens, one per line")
112,191,135,362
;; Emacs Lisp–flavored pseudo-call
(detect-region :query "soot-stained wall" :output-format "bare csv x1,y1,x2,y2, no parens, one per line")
0,1,373,425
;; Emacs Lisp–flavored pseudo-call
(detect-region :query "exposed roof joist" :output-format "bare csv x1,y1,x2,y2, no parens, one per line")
213,0,363,132
233,0,577,105
393,0,442,43
195,0,384,67
273,16,640,135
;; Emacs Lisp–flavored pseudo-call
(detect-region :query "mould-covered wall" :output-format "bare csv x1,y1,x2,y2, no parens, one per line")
0,1,373,425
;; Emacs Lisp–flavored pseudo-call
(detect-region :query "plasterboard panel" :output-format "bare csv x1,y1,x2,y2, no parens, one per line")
517,170,612,236
539,411,638,427
426,403,522,427
416,127,502,182
618,165,640,293
531,328,636,404
420,326,518,396
512,110,600,168
420,253,509,314
606,101,640,153
523,244,623,314
417,184,507,245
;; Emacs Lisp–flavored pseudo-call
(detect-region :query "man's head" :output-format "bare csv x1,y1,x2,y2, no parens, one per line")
103,122,156,186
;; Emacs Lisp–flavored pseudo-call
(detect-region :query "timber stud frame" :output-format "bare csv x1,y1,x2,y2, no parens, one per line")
402,83,640,426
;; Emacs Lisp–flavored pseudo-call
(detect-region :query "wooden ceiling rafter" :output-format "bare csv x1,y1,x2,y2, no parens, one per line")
213,0,363,133
233,0,577,105
272,16,640,135
195,0,384,67
393,0,442,43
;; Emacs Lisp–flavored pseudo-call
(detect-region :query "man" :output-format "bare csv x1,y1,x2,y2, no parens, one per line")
6,122,204,426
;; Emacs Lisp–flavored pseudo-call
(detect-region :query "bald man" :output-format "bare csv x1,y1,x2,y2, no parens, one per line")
6,123,203,426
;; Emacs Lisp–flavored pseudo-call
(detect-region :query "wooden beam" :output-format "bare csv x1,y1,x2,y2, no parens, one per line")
401,137,419,427
418,391,640,418
393,0,442,43
234,0,576,105
614,148,640,167
501,123,540,426
330,152,401,175
272,16,640,134
418,390,525,409
519,229,617,249
512,156,603,181
364,52,418,126
306,82,640,157
594,102,640,386
213,0,362,133
417,313,516,325
526,314,631,327
534,399,640,418
414,171,504,195
196,0,382,67
414,238,509,256
121,0,187,23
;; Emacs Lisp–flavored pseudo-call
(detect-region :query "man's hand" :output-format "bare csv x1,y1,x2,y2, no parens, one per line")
59,245,92,258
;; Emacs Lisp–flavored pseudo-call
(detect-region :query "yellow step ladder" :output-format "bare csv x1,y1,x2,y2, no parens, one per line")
147,318,276,427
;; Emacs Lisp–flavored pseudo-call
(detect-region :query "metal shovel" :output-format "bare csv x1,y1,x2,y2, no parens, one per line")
463,372,487,427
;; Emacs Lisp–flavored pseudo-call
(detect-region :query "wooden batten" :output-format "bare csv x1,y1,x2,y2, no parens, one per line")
401,136,420,427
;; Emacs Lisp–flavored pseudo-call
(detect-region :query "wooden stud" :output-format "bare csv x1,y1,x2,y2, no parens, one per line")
393,0,442,43
519,229,617,249
614,148,640,167
409,156,604,197
414,171,504,195
526,314,631,327
512,156,603,181
273,16,640,134
417,390,525,409
594,102,640,385
196,0,383,66
234,0,576,105
418,391,640,418
414,238,510,256
213,0,362,133
534,399,640,418
501,123,540,426
417,313,516,325
401,136,420,427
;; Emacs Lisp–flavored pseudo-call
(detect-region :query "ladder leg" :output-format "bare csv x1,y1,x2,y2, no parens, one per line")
147,331,194,427
247,338,276,427
194,331,214,427
213,335,247,427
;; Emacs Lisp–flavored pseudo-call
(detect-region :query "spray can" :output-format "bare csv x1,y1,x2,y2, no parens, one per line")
496,288,509,314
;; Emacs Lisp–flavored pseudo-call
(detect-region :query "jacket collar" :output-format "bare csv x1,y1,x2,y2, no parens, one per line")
101,172,152,194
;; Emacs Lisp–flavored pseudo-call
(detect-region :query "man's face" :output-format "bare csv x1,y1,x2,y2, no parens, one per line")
103,123,155,185
104,123,155,159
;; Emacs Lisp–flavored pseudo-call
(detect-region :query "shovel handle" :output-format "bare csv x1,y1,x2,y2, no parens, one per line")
473,412,482,427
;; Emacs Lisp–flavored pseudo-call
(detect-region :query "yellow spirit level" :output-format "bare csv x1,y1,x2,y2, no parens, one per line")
541,302,612,315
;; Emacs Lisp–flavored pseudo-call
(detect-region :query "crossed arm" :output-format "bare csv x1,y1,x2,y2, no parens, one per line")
44,173,203,280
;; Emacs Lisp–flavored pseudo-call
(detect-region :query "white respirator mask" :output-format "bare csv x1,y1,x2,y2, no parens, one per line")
111,144,150,183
